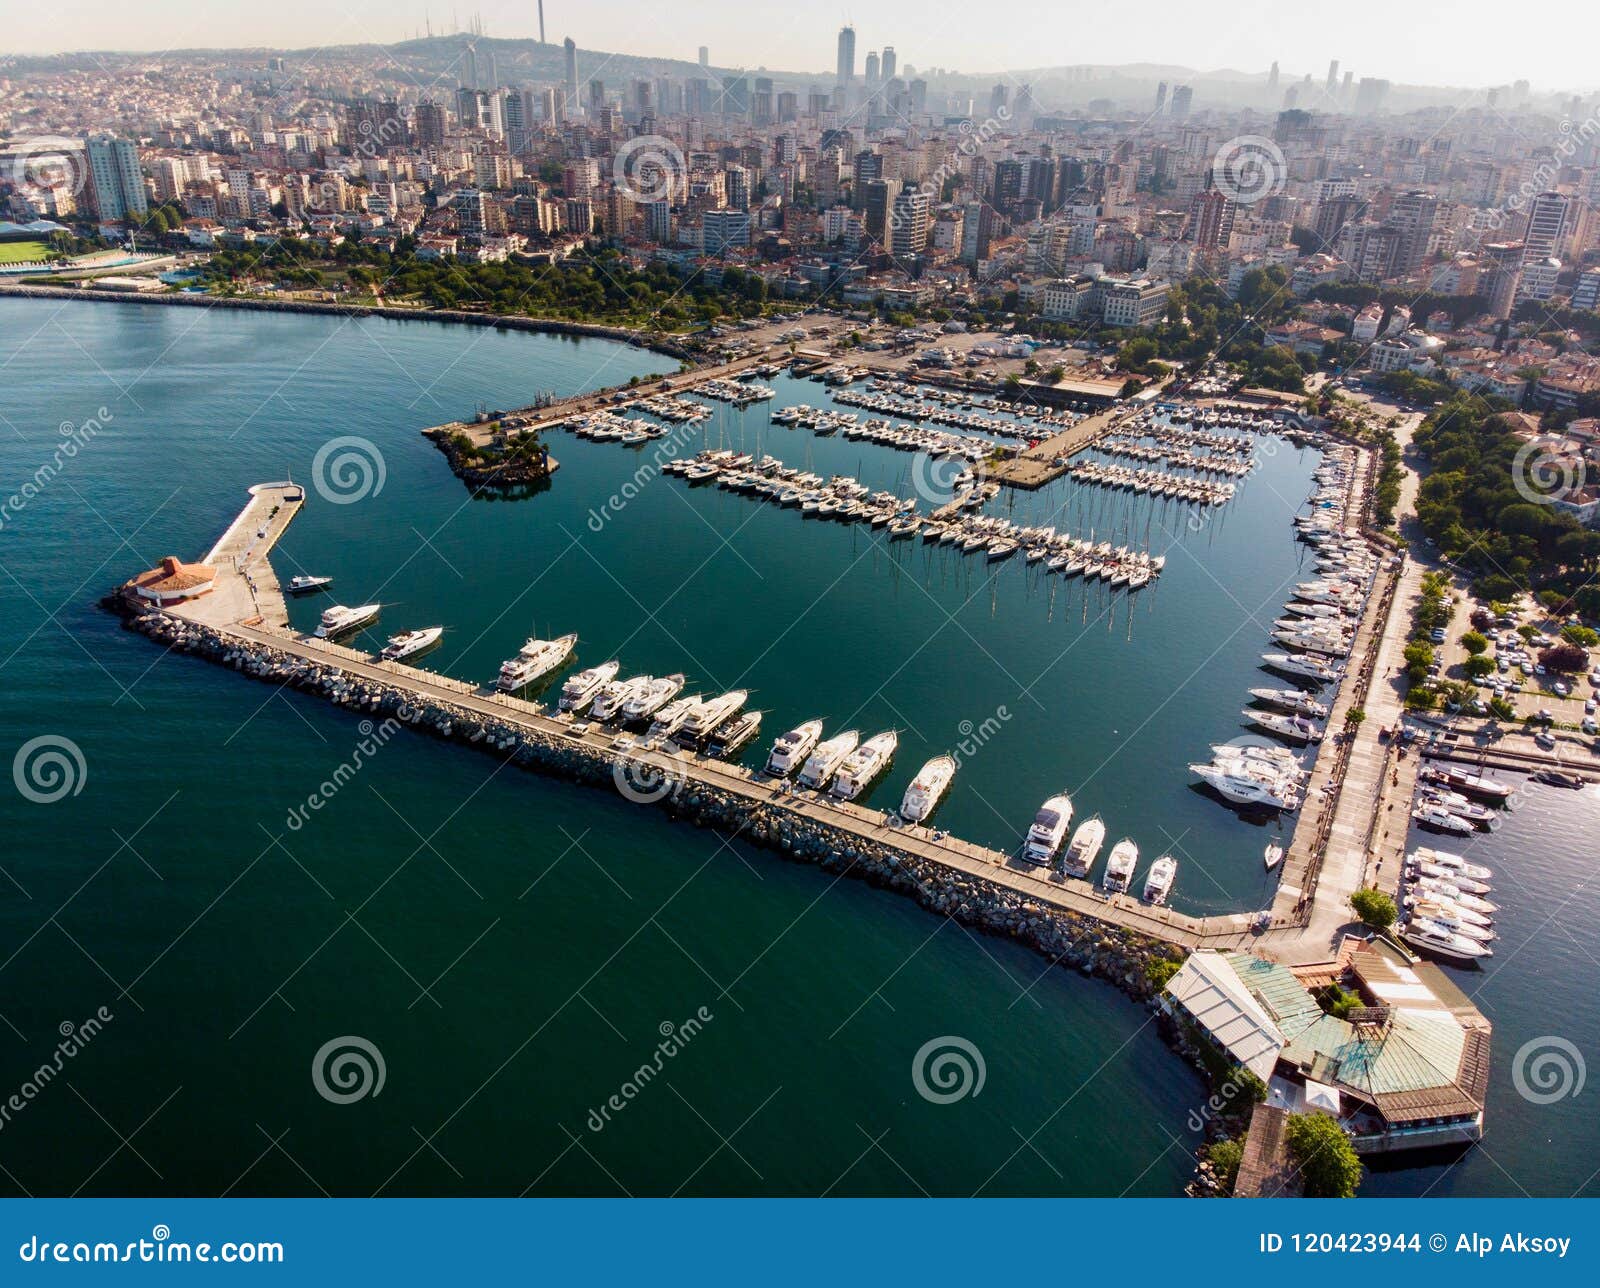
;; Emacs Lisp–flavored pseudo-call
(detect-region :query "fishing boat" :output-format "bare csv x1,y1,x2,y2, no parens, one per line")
314,603,380,638
1060,816,1106,878
1143,855,1177,905
766,720,824,777
1102,839,1138,893
830,731,899,800
899,755,957,823
379,626,443,661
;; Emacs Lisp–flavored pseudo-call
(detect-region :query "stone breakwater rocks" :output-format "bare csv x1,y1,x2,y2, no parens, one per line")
124,609,1184,1009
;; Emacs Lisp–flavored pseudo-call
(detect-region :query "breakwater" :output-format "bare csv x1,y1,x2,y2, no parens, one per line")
118,606,1184,1005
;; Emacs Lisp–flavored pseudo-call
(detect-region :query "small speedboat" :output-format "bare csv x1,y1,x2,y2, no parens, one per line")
1263,841,1284,871
286,574,333,595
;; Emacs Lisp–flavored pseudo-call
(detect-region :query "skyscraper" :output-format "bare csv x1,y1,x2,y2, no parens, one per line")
1483,241,1525,320
1325,60,1340,96
1169,85,1193,119
564,38,579,113
836,26,856,85
1268,62,1279,90
1522,191,1577,264
83,135,147,221
881,46,896,82
865,51,880,85
698,46,709,67
1154,81,1168,114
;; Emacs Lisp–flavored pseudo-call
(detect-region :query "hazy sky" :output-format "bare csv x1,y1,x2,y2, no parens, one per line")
5,0,1593,92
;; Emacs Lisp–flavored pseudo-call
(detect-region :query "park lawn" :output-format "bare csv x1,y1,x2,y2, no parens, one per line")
0,240,49,264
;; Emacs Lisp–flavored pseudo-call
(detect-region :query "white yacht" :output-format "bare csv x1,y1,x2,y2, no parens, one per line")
1406,900,1495,940
315,603,380,638
1023,794,1074,864
558,660,620,711
830,731,899,800
1247,687,1329,719
1399,920,1494,964
707,711,762,758
676,690,750,746
379,626,443,661
1143,855,1178,905
590,674,651,722
1102,839,1138,893
1190,761,1300,810
621,673,687,723
798,730,859,788
1246,709,1323,744
1423,765,1514,802
1410,876,1497,915
497,633,578,692
1407,860,1491,894
899,755,956,823
1061,816,1106,878
1412,848,1492,881
1412,804,1474,835
286,574,333,595
646,693,701,740
1261,652,1341,683
766,720,824,777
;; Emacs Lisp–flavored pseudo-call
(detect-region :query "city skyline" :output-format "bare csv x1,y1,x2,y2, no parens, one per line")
2,0,1595,94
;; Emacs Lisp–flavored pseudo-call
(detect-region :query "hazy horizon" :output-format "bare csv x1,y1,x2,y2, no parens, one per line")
2,0,1594,94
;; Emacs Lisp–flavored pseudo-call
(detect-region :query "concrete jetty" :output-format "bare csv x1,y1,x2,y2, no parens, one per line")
986,405,1134,489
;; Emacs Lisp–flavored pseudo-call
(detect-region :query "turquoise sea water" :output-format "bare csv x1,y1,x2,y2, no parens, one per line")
0,298,1589,1197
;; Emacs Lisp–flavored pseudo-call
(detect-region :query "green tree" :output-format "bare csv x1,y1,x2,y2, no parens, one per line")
1206,1138,1244,1191
1343,707,1366,731
1349,886,1398,930
1284,1114,1362,1197
1464,654,1495,679
1460,631,1488,655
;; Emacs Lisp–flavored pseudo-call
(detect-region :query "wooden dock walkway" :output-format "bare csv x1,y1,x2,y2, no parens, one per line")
986,405,1133,489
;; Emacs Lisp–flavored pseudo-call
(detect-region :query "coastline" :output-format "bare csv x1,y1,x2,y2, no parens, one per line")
0,281,696,363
